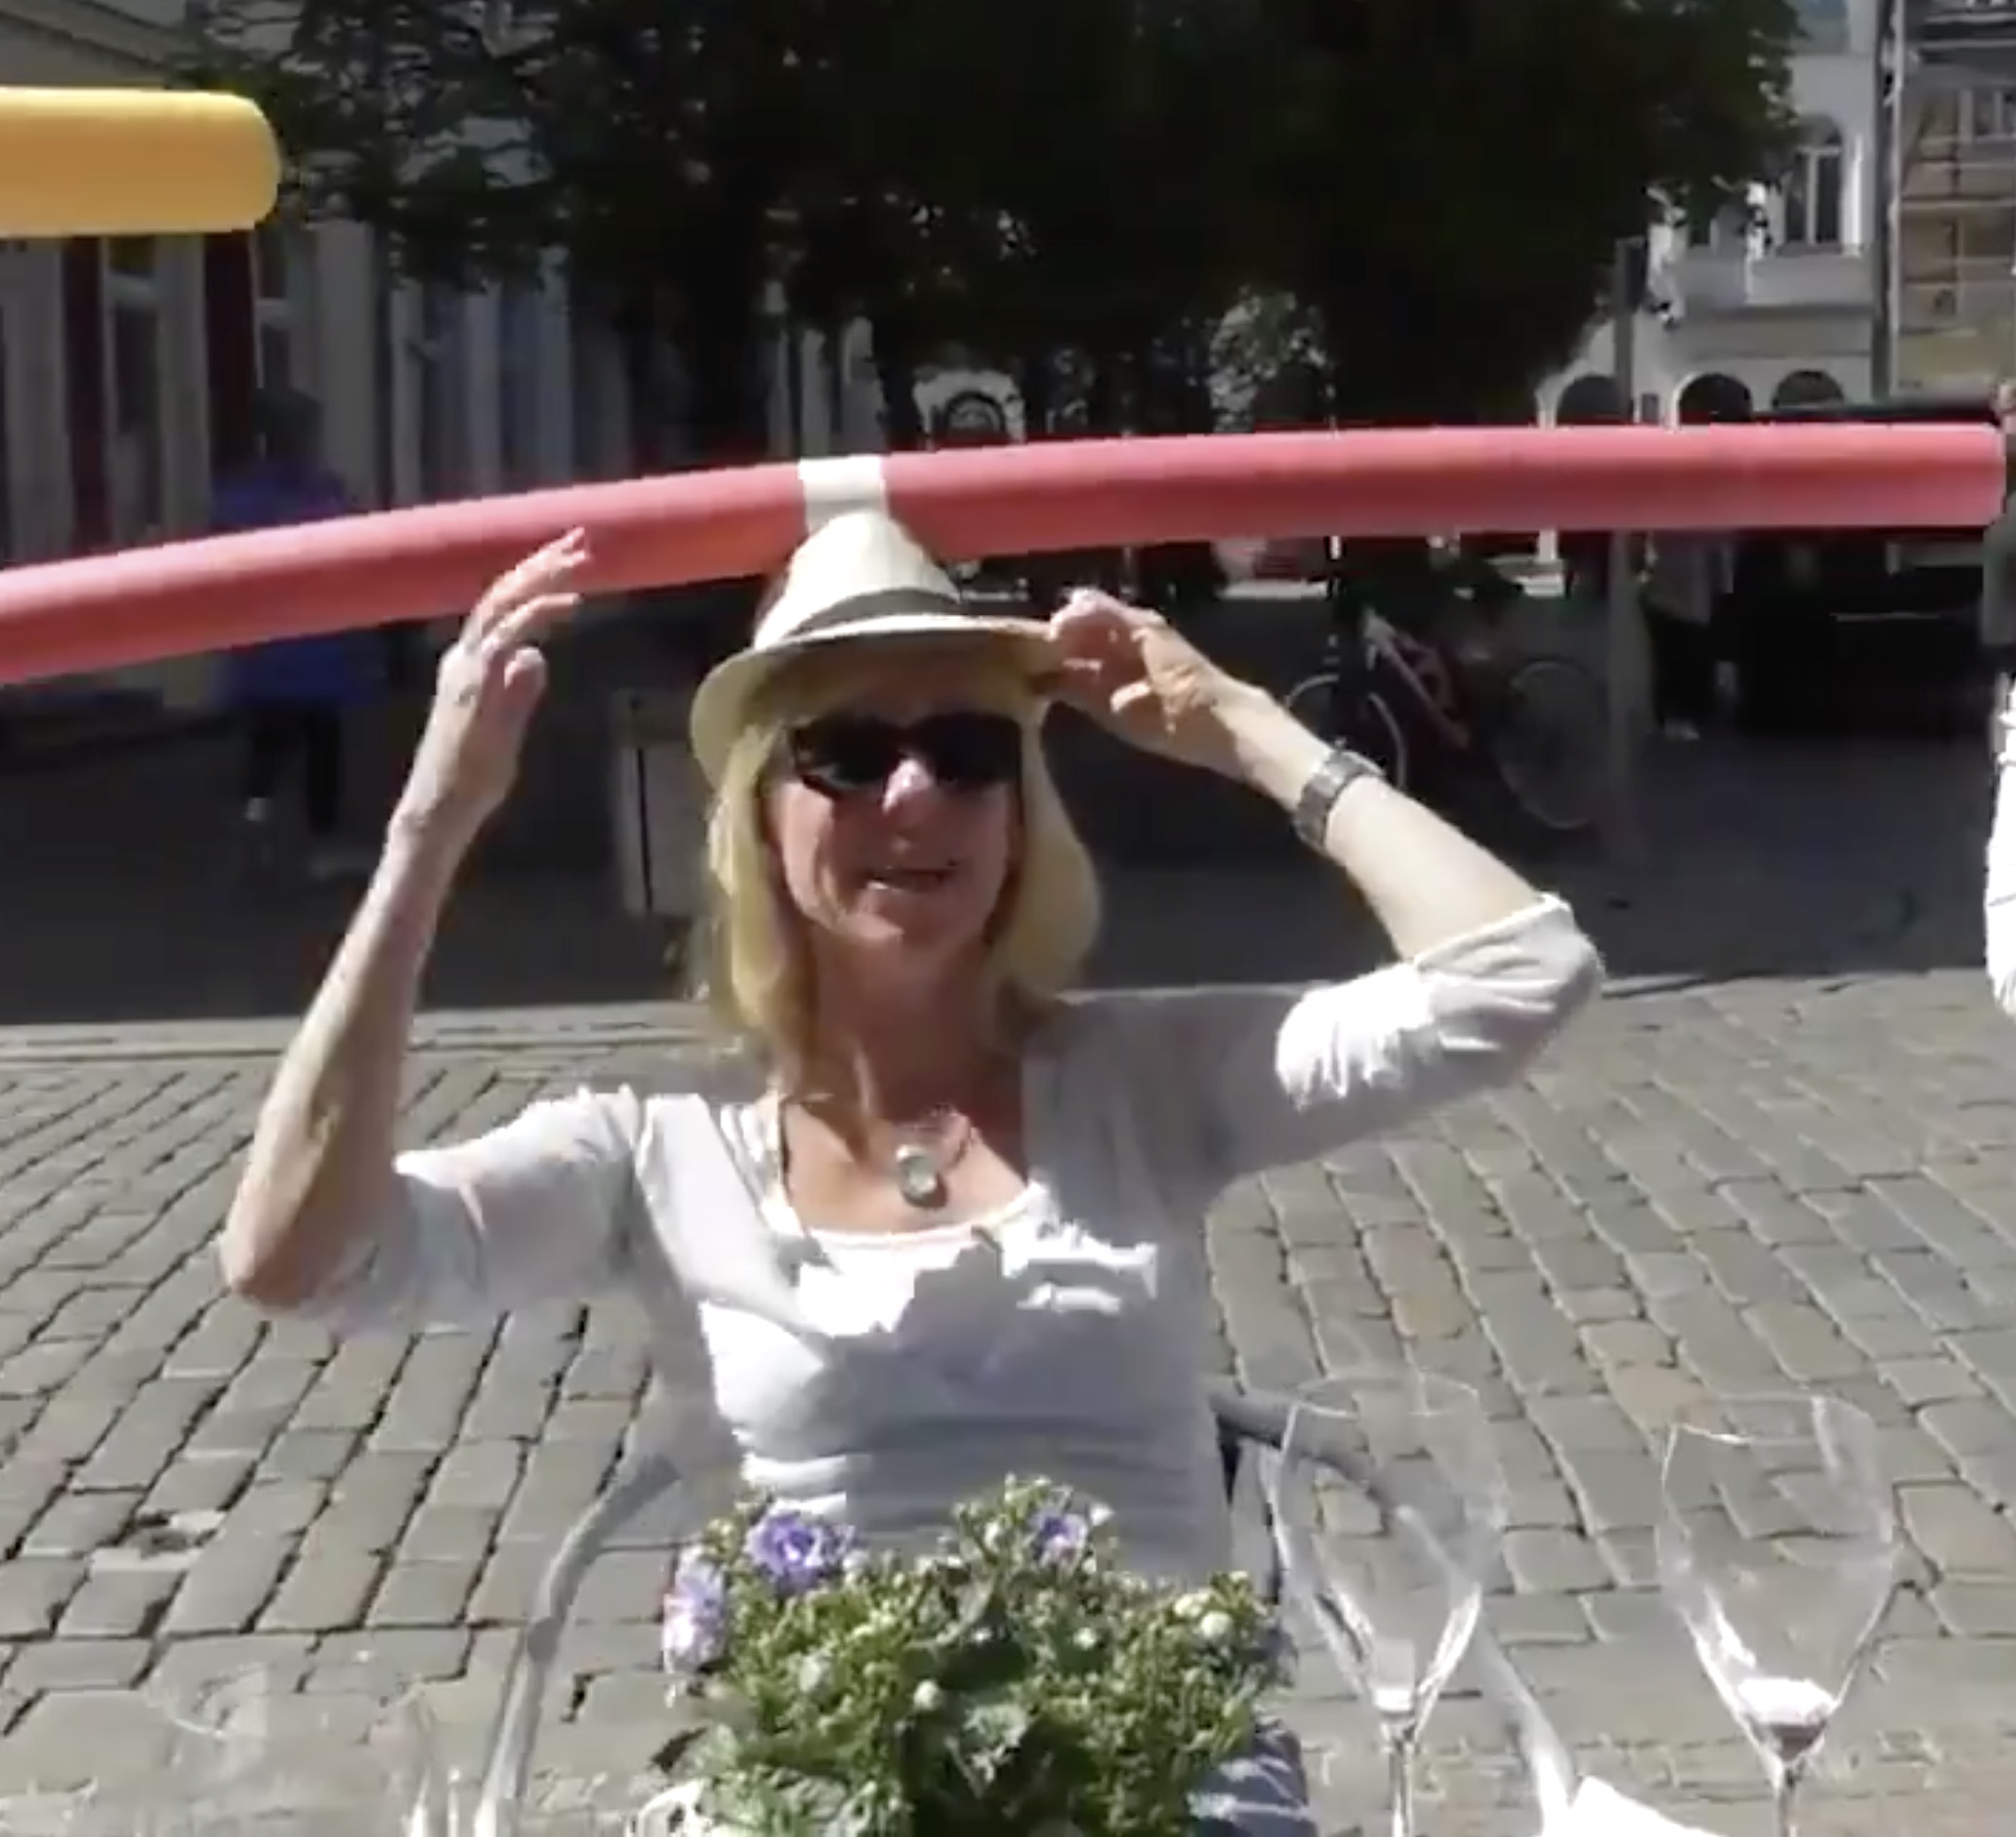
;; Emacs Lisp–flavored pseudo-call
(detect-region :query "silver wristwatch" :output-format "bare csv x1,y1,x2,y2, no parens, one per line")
1291,746,1382,849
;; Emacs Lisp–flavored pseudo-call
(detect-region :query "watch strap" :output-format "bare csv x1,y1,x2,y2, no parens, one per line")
1291,747,1381,849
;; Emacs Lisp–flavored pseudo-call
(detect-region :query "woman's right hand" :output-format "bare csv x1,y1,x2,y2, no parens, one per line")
389,528,590,856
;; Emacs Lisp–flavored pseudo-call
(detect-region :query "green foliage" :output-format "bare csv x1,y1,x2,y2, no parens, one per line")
1243,0,1801,414
191,0,1799,438
655,1477,1284,1835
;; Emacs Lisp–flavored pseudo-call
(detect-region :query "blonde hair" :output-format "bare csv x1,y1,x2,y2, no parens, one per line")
697,640,1101,1078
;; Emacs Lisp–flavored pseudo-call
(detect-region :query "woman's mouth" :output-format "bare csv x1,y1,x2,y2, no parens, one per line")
862,864,957,893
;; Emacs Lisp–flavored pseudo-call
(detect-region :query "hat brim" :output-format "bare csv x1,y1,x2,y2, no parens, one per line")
689,609,1055,783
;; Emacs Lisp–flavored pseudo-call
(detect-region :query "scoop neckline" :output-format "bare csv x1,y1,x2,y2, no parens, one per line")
754,1048,1055,1248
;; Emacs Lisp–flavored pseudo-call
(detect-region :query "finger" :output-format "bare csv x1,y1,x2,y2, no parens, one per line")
1047,605,1139,664
467,529,591,634
479,591,582,663
1050,601,1167,664
1041,658,1107,697
1055,587,1164,628
495,646,550,724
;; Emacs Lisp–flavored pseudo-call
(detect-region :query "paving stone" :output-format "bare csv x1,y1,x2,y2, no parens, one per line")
1501,1528,1610,1595
2,1638,151,1692
1898,1484,2016,1577
260,1540,385,1633
0,1561,83,1636
369,1558,482,1628
146,1630,315,1694
1927,1581,2016,1638
160,1535,293,1636
58,1565,179,1638
19,1490,141,1558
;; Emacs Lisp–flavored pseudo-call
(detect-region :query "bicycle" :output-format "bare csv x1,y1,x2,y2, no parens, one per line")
1284,583,1609,839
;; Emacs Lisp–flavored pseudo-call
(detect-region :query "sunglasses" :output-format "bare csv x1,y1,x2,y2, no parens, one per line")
785,711,1024,796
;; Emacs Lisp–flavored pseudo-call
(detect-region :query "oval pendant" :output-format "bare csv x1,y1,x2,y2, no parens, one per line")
893,1143,946,1209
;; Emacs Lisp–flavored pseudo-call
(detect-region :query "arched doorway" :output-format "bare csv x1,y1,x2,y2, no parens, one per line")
1676,373,1754,425
1772,369,1845,408
1553,373,1628,424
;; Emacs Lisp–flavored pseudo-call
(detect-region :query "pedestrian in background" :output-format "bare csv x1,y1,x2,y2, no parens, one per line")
213,390,378,882
1642,532,1728,741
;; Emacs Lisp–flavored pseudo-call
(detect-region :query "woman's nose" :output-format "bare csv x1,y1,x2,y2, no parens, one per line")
879,753,943,810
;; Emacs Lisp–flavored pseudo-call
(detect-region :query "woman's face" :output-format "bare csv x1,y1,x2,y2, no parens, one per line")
764,646,1026,981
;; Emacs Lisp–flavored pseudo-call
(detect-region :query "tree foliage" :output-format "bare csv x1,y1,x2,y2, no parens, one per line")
194,0,1800,454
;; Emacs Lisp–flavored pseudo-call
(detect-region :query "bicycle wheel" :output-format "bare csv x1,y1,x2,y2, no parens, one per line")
1284,672,1411,793
1344,688,1410,792
1486,655,1606,835
1284,670,1339,733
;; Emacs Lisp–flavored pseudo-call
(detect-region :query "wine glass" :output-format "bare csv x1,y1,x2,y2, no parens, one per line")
1657,1394,1898,1837
1267,1367,1508,1837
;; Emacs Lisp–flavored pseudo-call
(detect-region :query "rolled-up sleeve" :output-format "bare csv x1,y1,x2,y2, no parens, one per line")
1118,898,1602,1196
298,1087,646,1334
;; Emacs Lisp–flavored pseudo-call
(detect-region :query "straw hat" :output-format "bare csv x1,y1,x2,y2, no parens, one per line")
688,510,1054,782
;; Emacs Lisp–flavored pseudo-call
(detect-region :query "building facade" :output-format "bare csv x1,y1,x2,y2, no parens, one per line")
0,0,871,714
1898,0,2016,392
1541,0,1875,425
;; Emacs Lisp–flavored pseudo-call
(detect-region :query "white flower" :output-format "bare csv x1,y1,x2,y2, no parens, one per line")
912,1681,944,1713
797,1656,829,1692
1174,1591,1212,1620
1197,1610,1233,1642
1073,1628,1100,1651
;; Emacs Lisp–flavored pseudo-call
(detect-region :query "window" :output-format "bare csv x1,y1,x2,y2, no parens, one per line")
1781,120,1845,248
416,282,468,500
1962,86,2016,143
498,277,543,486
1957,209,2016,265
104,239,167,541
252,222,300,391
1795,0,1847,52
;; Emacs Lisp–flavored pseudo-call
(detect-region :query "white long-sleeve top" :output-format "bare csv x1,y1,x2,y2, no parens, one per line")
1990,688,2016,1016
297,898,1602,1584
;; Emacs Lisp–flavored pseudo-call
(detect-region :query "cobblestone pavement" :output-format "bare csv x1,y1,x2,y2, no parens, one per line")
0,720,2014,1829
1,963,2016,1831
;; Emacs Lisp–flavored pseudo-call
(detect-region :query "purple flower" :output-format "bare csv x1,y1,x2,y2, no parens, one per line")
662,1552,728,1671
743,1507,852,1596
1030,1506,1091,1563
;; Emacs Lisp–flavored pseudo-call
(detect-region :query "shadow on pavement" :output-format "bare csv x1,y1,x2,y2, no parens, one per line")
0,708,1995,1030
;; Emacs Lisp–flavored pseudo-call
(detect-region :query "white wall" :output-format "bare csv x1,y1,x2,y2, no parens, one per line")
1539,14,1880,420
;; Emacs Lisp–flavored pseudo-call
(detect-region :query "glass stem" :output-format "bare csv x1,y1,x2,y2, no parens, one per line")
1379,1717,1418,1837
1772,1759,1802,1837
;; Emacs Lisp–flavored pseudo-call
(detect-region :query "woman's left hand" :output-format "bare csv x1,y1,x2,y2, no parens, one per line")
1045,589,1255,775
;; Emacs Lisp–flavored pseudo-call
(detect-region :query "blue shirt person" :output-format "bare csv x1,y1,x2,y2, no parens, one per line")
214,391,378,876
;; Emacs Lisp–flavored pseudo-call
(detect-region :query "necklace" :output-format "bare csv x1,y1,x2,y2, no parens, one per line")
890,1111,975,1210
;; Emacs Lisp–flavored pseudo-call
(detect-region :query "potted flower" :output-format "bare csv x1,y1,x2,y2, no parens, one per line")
651,1475,1286,1834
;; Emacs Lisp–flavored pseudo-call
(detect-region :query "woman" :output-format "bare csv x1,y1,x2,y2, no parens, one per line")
221,509,1602,1829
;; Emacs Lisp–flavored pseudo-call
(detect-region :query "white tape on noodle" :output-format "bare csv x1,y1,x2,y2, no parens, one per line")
797,454,891,532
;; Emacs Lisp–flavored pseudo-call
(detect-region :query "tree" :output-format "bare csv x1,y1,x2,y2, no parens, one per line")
197,0,822,464
778,0,1260,447
199,0,1796,463
1243,0,1801,418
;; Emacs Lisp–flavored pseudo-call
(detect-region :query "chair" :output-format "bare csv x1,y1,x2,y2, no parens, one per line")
469,1380,1577,1837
